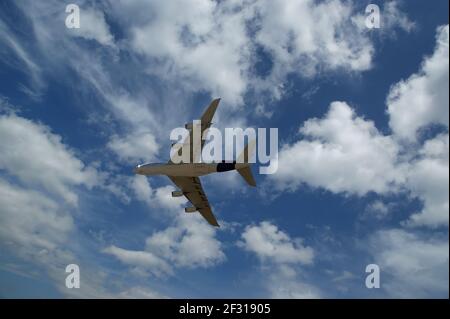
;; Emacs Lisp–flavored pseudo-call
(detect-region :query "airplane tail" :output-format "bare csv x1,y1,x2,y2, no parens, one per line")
237,140,256,187
237,140,256,163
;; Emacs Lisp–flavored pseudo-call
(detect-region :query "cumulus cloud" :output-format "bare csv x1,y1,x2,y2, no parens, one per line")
103,215,226,276
130,174,153,203
269,26,449,229
405,134,449,227
239,221,314,264
0,179,74,253
122,0,411,105
0,110,133,298
0,110,167,298
253,0,374,98
0,113,98,204
105,178,225,276
271,101,404,195
130,175,186,211
387,25,449,141
10,0,414,152
146,214,226,268
270,101,448,228
267,265,322,299
386,26,450,226
239,221,319,298
12,1,162,159
369,229,449,298
108,132,159,163
10,1,414,171
2,0,443,298
128,0,251,105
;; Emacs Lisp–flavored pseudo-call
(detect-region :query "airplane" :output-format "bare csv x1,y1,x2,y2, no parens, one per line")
133,98,256,227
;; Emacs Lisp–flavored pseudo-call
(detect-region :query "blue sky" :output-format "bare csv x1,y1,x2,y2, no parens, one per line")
0,0,448,298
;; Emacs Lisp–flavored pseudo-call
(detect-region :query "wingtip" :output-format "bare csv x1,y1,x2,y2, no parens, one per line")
211,220,220,227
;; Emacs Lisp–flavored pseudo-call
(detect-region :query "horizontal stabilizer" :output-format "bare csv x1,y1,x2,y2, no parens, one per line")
237,166,256,187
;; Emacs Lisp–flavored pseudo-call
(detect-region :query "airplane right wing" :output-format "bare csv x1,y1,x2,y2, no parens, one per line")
168,175,220,227
170,98,220,163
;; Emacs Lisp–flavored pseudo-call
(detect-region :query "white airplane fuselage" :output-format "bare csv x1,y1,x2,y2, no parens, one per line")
134,162,248,177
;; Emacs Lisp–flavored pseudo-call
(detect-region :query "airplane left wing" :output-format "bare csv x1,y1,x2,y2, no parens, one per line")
168,176,220,227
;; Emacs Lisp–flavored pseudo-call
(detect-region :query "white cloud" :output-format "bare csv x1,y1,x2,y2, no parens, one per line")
3,0,444,298
0,179,74,253
405,134,449,227
129,0,251,105
124,0,411,105
0,112,127,298
362,200,391,220
270,101,448,228
10,1,414,172
105,178,225,275
103,214,226,276
0,20,44,96
108,132,159,163
267,265,321,299
387,25,449,141
145,214,226,268
239,221,314,264
254,0,373,80
382,1,416,33
270,99,448,230
130,175,153,203
0,111,165,298
10,0,413,146
238,221,319,298
387,25,449,227
102,245,173,277
369,229,449,298
350,1,415,37
12,1,163,159
67,7,115,46
69,52,164,162
268,24,449,227
0,113,98,204
271,101,404,195
130,175,186,211
117,286,168,299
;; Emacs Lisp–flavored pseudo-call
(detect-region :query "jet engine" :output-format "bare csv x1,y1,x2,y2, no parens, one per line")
185,206,197,213
172,190,184,197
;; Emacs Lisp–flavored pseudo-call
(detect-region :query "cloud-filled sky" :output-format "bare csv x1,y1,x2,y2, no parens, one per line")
0,0,448,298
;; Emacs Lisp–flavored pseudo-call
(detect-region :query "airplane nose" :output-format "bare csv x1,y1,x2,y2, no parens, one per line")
134,165,141,174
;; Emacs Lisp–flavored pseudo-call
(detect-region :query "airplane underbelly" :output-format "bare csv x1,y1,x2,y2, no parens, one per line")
166,164,217,177
216,162,236,172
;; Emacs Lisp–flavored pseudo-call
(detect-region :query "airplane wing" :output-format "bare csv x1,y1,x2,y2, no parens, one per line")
171,98,220,163
168,176,220,227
